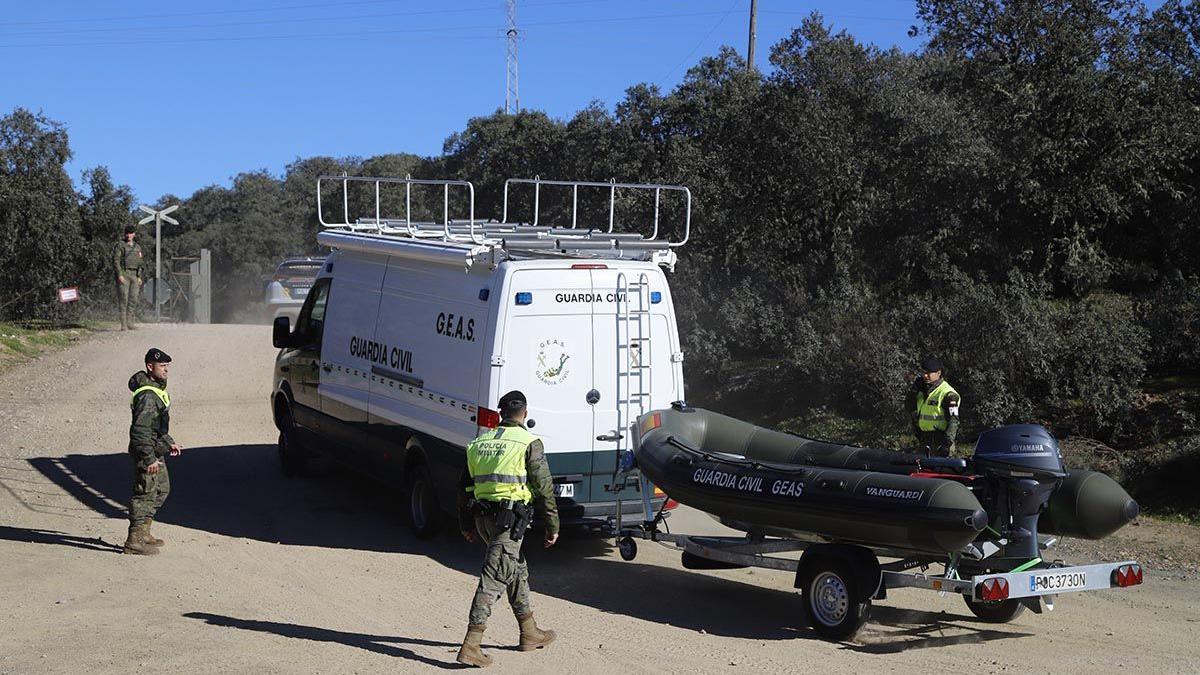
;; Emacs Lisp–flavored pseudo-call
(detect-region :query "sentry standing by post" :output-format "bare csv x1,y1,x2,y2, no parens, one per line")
112,224,144,330
122,348,183,555
455,390,559,668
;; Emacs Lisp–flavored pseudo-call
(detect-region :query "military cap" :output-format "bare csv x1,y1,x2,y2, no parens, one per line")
124,224,137,234
144,348,172,364
498,390,527,414
920,357,944,373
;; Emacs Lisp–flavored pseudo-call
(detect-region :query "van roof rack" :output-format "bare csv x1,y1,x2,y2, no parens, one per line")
315,174,691,270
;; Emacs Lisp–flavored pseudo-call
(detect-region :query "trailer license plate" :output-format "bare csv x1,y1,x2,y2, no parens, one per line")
554,483,574,498
1030,571,1087,593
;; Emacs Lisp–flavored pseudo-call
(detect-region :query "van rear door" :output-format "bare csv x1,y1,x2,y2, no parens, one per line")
497,268,598,502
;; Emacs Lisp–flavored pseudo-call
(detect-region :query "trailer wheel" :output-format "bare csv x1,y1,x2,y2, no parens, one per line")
963,595,1026,623
276,403,307,477
799,559,871,641
618,537,638,561
404,461,439,540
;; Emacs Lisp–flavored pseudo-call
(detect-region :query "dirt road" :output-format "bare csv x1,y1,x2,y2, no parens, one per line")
1,324,1197,673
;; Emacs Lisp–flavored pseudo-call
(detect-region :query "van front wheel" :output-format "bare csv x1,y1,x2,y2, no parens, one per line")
277,404,307,477
404,461,439,539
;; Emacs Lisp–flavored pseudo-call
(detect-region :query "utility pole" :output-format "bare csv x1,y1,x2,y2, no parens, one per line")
138,204,180,322
747,0,758,72
505,0,520,114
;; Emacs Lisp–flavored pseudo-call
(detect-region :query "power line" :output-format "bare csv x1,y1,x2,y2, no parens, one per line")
661,1,740,85
0,8,744,49
761,10,911,23
0,0,411,28
0,0,611,37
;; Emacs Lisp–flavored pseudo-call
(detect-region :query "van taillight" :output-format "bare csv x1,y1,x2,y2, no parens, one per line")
477,407,501,429
571,263,607,269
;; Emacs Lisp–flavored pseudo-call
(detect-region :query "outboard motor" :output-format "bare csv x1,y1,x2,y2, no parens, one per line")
971,424,1068,564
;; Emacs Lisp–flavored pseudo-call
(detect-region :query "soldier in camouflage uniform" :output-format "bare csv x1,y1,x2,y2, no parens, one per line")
123,348,183,555
113,224,144,330
455,390,559,668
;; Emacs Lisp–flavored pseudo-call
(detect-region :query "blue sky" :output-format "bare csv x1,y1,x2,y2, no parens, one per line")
1,1,922,203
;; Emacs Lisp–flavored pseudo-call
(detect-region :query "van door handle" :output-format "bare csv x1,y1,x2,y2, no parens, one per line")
597,432,624,442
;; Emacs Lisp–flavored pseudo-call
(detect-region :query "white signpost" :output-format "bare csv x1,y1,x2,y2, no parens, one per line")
138,204,180,322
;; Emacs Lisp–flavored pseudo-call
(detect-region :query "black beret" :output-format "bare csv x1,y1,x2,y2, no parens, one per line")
145,348,172,364
498,390,526,411
920,357,944,373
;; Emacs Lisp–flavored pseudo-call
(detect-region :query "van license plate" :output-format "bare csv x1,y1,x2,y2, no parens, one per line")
554,483,575,498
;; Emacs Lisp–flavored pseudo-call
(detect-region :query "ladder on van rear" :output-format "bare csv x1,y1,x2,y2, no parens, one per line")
609,272,657,525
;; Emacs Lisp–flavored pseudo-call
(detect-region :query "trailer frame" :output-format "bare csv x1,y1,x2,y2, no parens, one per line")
609,516,1143,641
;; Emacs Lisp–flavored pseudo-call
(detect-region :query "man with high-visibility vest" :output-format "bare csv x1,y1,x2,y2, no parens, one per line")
911,357,961,457
123,348,183,555
455,390,559,668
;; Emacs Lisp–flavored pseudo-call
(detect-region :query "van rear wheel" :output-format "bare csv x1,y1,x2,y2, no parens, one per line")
404,461,439,539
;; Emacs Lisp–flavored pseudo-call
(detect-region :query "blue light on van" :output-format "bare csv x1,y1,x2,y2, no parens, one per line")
479,288,490,301
651,291,662,304
515,292,533,305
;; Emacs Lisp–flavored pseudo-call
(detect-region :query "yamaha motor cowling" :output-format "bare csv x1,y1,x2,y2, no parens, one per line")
971,424,1068,564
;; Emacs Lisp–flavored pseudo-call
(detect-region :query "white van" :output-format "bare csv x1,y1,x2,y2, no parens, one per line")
271,176,690,536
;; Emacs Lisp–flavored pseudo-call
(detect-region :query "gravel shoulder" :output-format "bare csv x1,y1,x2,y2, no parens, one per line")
0,324,1197,673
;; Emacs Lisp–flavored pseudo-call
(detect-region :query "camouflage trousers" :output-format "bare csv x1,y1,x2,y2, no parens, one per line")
467,512,532,625
115,271,140,328
129,457,170,526
917,430,956,457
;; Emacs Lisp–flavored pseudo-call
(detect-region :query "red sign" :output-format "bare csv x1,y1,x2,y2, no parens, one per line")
57,287,80,303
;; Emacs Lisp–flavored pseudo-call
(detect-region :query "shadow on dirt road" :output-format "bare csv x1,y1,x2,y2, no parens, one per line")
0,525,123,553
29,444,1030,647
183,612,468,669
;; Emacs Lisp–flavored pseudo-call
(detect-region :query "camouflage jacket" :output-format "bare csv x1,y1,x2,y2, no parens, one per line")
113,241,144,276
458,420,560,536
128,370,174,469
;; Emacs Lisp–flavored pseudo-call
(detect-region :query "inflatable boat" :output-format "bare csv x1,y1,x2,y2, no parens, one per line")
633,403,1139,558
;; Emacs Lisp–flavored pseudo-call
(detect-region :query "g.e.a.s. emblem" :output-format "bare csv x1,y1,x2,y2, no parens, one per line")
535,339,570,385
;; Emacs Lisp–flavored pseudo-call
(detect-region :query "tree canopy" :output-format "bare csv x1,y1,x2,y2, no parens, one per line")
2,0,1198,443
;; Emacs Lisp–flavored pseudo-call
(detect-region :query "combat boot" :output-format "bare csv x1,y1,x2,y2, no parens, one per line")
143,518,164,547
122,523,159,555
516,613,555,651
455,624,492,668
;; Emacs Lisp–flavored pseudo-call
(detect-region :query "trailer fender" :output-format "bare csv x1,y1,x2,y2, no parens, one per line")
795,544,882,603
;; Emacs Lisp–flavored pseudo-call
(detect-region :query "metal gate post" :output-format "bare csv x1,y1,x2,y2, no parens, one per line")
191,248,211,324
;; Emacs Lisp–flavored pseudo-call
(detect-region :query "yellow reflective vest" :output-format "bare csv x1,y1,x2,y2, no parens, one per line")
916,380,958,432
465,425,535,504
131,385,170,408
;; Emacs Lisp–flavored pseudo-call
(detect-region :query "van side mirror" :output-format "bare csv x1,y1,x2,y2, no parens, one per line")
272,316,293,348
